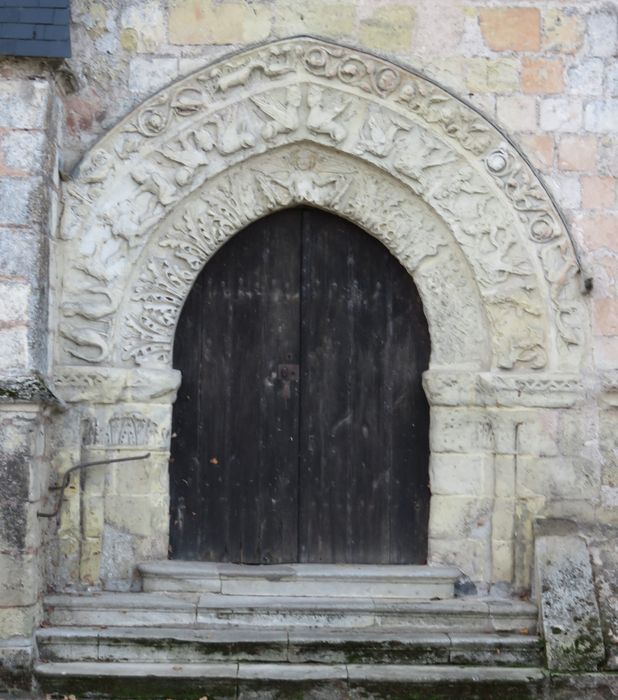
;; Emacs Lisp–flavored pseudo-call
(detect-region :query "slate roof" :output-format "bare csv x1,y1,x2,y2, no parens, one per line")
0,0,71,58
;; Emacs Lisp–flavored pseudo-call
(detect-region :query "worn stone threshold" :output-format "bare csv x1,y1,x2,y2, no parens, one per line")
35,661,551,700
138,561,461,598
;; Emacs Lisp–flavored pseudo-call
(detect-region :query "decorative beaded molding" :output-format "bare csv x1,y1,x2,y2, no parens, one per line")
56,37,588,375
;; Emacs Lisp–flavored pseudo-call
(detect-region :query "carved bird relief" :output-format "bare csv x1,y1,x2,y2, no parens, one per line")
251,86,302,140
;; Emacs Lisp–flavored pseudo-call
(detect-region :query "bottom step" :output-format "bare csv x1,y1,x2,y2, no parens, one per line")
35,661,547,699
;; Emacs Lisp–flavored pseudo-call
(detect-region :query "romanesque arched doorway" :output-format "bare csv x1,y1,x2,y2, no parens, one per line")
51,38,588,593
170,207,430,564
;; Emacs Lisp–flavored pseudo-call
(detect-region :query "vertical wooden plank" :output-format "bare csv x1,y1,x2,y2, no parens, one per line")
170,209,301,563
298,208,430,564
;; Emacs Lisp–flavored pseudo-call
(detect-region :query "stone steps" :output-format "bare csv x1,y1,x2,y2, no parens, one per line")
39,565,543,698
138,561,461,598
37,625,543,667
44,592,538,633
34,661,548,699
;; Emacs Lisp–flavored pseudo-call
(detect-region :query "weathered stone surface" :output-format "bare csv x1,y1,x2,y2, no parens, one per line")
559,135,597,172
359,5,416,51
585,100,618,133
568,58,604,97
478,7,541,52
587,526,618,670
542,9,584,54
522,58,564,94
169,0,272,44
496,95,537,132
540,97,583,131
0,78,50,130
586,11,618,58
534,530,605,671
582,176,616,209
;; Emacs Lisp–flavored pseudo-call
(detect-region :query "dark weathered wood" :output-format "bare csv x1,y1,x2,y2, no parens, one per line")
170,209,301,562
298,209,430,564
170,207,430,564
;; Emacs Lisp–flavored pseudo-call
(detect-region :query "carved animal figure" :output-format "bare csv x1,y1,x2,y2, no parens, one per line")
209,108,256,154
251,86,302,140
59,323,110,363
306,85,350,143
131,164,177,207
356,109,410,157
62,287,120,321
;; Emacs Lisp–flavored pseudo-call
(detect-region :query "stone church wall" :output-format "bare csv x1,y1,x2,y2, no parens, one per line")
0,0,617,686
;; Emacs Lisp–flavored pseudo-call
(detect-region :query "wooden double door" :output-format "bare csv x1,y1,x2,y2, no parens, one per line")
170,207,430,564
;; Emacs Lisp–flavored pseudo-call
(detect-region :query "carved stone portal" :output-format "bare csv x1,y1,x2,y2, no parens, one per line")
50,38,591,592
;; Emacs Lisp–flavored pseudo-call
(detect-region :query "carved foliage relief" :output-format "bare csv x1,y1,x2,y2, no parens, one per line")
56,38,586,372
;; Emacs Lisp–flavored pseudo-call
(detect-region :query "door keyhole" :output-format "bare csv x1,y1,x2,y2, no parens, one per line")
278,363,299,399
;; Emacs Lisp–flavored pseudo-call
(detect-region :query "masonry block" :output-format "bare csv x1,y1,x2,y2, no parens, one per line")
522,58,564,94
485,58,519,92
540,97,583,132
0,131,47,175
534,528,605,671
567,58,604,97
517,456,600,500
581,176,616,209
274,1,356,39
429,495,493,541
0,78,50,129
542,9,584,54
0,177,44,227
429,453,492,497
585,100,618,133
429,537,487,584
496,95,536,133
479,7,540,52
120,1,165,53
169,0,272,44
128,56,179,97
518,133,554,171
429,407,493,454
359,5,416,52
586,11,618,58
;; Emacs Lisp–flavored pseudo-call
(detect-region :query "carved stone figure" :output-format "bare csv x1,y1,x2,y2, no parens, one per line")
251,86,302,140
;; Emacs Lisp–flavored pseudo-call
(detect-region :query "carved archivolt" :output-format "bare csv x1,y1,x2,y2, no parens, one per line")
56,38,587,375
